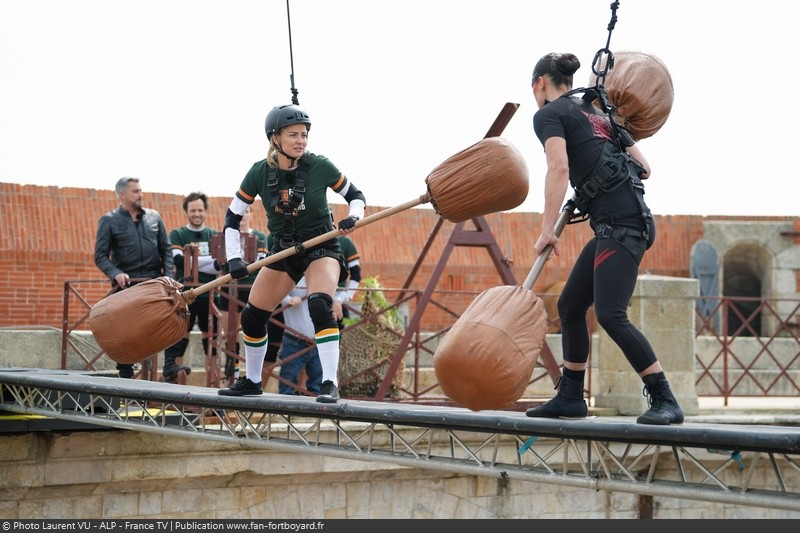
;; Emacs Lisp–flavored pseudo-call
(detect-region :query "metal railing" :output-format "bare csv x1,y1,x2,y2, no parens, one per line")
694,296,800,403
60,279,800,406
3,368,799,513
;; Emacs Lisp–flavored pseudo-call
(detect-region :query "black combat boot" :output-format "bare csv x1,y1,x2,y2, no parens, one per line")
637,374,684,425
163,338,191,383
525,374,588,419
117,363,135,379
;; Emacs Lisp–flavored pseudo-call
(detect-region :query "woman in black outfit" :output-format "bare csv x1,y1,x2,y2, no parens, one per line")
525,52,683,425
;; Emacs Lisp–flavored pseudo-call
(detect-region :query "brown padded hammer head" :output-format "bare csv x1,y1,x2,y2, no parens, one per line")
89,276,189,364
434,285,548,411
426,137,529,223
589,50,674,141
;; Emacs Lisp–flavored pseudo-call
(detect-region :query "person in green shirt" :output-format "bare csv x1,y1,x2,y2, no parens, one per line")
163,191,222,383
218,104,365,403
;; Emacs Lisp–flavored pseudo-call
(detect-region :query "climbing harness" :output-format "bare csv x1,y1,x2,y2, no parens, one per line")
559,1,653,247
267,153,310,251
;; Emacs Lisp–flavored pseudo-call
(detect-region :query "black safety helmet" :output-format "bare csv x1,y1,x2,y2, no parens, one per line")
264,104,311,140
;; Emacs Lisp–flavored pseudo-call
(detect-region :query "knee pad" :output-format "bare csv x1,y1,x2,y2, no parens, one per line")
241,303,270,339
307,292,337,331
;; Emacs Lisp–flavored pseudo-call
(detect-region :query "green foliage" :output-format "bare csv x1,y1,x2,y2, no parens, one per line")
343,276,403,331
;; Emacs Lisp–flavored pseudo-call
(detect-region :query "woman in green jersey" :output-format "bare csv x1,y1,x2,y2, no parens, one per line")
218,104,365,404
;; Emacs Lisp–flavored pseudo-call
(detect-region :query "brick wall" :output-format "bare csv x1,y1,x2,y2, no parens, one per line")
0,182,791,330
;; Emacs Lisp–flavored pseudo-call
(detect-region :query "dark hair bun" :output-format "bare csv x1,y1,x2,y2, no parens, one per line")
557,53,581,76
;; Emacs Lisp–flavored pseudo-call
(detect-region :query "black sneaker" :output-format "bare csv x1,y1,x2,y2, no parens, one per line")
218,377,263,396
316,380,340,403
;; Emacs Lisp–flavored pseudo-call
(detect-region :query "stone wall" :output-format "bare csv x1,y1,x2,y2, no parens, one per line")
1,426,798,519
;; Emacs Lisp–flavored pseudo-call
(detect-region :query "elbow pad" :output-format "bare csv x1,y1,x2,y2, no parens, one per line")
224,208,243,232
343,184,366,220
348,264,362,283
224,208,245,261
342,183,365,205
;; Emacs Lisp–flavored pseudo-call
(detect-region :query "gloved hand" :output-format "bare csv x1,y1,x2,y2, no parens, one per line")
338,216,358,231
174,254,185,267
226,258,250,280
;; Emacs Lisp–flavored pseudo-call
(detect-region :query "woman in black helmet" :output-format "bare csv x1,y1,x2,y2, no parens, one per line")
218,104,365,403
525,52,683,425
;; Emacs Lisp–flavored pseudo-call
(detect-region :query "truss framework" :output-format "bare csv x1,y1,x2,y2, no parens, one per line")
1,368,799,512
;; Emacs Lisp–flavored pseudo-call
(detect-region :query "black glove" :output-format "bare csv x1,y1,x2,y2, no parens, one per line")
226,258,250,280
338,216,358,231
174,254,184,267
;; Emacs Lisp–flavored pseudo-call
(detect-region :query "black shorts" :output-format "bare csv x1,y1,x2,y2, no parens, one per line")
268,237,347,284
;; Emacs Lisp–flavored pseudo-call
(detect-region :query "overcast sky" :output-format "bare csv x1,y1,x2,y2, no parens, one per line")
1,0,798,217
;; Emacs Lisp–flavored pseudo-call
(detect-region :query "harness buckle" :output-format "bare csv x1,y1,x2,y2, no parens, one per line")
595,223,613,239
579,180,599,200
279,235,297,249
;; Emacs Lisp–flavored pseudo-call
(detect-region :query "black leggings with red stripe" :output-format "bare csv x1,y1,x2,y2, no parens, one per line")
557,235,658,373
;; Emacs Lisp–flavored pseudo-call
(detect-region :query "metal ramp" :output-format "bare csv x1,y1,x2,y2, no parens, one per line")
1,368,799,512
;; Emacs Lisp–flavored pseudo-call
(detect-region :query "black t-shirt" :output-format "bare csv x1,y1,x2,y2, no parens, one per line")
533,95,645,227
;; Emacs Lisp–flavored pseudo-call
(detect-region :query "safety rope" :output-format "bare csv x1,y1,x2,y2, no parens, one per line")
591,0,620,87
564,1,623,225
566,1,652,238
286,0,300,105
587,1,631,147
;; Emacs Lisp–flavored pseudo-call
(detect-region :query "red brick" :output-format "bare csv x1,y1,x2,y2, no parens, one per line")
1,182,796,331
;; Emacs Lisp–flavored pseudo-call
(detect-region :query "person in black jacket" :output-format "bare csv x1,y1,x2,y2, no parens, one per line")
94,177,173,379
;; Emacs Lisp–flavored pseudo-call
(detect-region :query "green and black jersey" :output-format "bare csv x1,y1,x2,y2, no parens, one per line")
235,153,346,238
170,226,219,294
338,235,359,270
